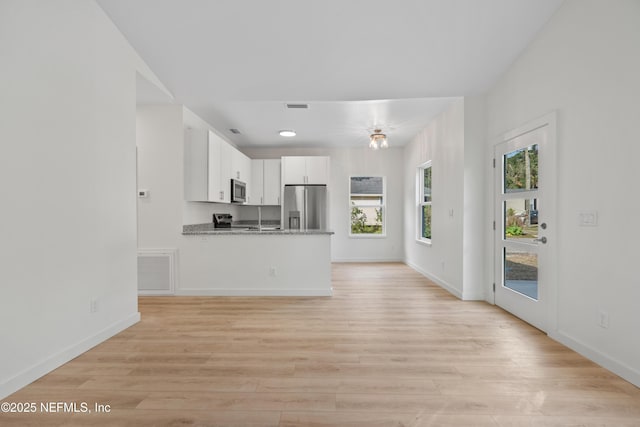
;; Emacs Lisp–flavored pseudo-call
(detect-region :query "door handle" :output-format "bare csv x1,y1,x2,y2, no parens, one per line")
534,236,547,244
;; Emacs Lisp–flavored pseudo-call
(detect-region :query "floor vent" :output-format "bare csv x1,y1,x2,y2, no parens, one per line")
137,249,177,295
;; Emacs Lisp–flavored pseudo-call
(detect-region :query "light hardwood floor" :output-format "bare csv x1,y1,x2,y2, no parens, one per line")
3,263,639,426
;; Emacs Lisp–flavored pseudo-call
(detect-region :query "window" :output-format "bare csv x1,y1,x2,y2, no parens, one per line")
350,176,385,236
417,162,432,242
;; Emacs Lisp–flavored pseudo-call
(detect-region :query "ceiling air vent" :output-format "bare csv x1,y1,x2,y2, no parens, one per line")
285,103,309,109
229,128,241,134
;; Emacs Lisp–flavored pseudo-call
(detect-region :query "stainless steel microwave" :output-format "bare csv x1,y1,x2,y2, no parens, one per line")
231,179,246,203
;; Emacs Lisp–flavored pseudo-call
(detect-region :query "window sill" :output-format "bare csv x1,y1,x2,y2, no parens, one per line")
416,238,432,247
349,234,387,239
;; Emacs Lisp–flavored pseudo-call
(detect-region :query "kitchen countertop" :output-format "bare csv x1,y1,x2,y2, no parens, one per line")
182,223,334,235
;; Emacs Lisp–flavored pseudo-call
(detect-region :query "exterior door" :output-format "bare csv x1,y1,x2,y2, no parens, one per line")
494,113,556,332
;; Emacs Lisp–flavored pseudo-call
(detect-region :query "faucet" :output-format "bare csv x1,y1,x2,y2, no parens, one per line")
257,206,262,231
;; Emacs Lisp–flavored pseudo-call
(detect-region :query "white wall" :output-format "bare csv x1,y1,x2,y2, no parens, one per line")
0,0,146,398
402,98,485,300
137,105,185,246
403,100,465,297
484,0,640,386
243,147,405,262
462,97,487,300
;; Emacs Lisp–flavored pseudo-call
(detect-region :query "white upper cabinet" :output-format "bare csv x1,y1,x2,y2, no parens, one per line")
282,156,307,184
249,159,281,205
184,127,209,202
263,159,281,205
183,128,239,203
217,136,232,203
305,156,330,184
231,149,251,183
282,156,329,185
249,160,264,205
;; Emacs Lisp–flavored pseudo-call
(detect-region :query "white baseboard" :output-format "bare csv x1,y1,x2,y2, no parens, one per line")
331,258,403,263
405,261,463,300
462,289,486,301
0,312,140,400
175,288,333,297
550,330,640,388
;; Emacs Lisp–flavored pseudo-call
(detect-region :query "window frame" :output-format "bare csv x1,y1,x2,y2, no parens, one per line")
417,161,432,245
348,175,386,238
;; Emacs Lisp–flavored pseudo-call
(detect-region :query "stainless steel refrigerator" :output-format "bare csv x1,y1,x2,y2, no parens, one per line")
283,185,327,230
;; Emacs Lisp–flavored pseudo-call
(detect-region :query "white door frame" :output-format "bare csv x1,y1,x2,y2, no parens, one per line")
493,112,558,334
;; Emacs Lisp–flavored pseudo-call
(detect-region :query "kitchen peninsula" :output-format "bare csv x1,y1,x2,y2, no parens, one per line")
179,128,333,296
179,223,333,296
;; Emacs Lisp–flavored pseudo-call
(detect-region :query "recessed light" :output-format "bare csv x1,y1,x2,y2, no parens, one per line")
279,130,296,137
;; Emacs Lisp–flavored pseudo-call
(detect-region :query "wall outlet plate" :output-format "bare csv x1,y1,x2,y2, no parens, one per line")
90,298,99,313
579,210,598,226
598,310,609,329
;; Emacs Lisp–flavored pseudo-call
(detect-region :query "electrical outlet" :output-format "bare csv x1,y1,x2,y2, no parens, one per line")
598,310,609,329
269,266,277,277
90,298,99,313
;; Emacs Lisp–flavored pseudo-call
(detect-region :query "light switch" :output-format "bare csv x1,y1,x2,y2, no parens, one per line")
138,189,150,198
578,210,598,226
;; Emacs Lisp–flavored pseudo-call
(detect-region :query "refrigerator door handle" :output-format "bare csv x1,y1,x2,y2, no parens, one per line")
303,187,308,230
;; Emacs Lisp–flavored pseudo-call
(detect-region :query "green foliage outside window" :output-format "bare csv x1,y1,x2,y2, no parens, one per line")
351,204,383,234
422,204,431,239
419,163,432,240
350,176,384,235
505,145,538,191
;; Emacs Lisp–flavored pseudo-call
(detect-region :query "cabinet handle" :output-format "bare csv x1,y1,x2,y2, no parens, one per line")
220,191,224,200
260,197,263,205
236,171,240,179
277,196,280,205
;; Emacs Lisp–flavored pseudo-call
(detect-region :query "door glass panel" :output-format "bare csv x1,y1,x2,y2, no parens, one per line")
504,248,538,300
504,198,539,242
504,144,538,193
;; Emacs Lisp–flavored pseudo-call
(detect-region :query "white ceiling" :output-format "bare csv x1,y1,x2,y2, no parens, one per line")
98,0,564,148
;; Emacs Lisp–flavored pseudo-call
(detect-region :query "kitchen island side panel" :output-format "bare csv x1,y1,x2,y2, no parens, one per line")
177,234,332,296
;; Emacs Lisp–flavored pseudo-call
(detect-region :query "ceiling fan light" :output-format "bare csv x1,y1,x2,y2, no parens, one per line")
369,129,388,150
